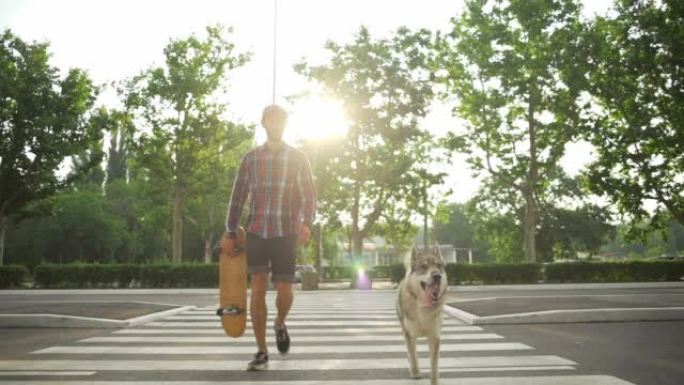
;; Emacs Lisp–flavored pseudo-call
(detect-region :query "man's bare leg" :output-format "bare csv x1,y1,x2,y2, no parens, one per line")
275,281,293,326
250,272,269,353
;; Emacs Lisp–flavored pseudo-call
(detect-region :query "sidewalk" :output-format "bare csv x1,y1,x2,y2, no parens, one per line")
444,282,684,325
0,280,397,328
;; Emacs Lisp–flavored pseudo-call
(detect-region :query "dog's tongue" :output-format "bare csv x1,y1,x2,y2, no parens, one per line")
425,283,440,307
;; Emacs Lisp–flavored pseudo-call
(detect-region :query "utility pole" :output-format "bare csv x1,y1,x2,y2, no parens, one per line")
272,0,278,103
423,182,428,250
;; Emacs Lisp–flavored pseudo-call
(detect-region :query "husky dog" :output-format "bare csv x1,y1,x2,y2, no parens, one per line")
396,242,448,385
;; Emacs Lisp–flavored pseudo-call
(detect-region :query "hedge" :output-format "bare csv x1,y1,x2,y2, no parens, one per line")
138,263,217,288
12,260,684,289
544,260,684,283
372,264,406,283
33,263,218,289
375,261,683,286
322,266,355,280
447,263,541,285
0,265,29,288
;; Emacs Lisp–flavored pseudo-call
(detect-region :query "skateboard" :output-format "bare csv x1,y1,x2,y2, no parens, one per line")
216,226,247,338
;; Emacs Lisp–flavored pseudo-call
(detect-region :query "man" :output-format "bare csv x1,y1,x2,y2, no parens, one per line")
221,104,316,371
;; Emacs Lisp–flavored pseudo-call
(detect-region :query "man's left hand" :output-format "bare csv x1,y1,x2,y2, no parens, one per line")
298,224,311,245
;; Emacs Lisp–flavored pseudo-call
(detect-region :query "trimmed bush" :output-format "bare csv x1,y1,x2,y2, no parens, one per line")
33,263,219,288
34,263,140,288
545,260,684,283
323,266,355,280
0,265,29,288
27,259,684,289
139,263,217,288
447,263,541,285
371,264,406,283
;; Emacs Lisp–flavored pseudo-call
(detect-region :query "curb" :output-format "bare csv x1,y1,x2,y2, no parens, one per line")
0,305,194,329
444,305,684,325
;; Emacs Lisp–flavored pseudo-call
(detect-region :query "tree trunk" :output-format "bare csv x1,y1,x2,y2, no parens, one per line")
172,188,184,263
525,84,539,262
315,224,322,279
352,232,364,259
351,174,362,257
523,191,538,262
204,206,215,263
423,185,429,250
0,214,6,265
204,235,213,263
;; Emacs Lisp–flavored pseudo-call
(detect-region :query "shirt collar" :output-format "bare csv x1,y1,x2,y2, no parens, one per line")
260,141,288,153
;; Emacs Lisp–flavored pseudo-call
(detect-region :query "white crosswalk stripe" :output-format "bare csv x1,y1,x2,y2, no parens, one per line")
112,325,485,334
0,291,638,384
79,333,505,343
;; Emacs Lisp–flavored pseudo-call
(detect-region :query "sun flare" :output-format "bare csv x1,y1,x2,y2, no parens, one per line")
288,97,349,142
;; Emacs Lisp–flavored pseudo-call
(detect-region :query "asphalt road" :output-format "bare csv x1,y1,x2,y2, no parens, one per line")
0,283,682,384
485,321,684,385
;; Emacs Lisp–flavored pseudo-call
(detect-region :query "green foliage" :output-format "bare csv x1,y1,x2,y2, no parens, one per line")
471,211,524,263
34,263,139,288
433,203,474,247
322,266,355,280
138,263,217,288
583,0,684,233
447,263,541,285
296,26,444,255
433,202,490,261
22,260,684,288
545,261,684,283
435,0,589,261
537,204,615,261
124,25,252,263
0,29,98,264
6,189,127,265
372,263,406,284
303,227,341,267
33,263,217,288
0,265,29,288
97,107,136,185
601,218,684,259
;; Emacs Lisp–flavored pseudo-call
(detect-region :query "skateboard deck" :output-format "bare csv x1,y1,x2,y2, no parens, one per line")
217,227,247,338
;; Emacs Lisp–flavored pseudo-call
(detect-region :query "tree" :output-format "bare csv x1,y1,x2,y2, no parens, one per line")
471,208,524,263
185,121,252,263
5,190,126,265
536,204,615,261
124,25,250,263
602,217,684,258
70,110,117,190
583,0,684,233
435,0,588,261
99,107,136,185
374,200,420,253
296,26,444,256
0,29,98,264
433,203,476,249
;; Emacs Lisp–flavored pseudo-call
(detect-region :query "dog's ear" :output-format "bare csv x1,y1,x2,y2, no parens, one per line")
433,241,443,260
411,246,418,267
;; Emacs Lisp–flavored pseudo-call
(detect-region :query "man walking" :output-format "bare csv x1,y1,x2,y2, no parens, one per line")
221,104,316,371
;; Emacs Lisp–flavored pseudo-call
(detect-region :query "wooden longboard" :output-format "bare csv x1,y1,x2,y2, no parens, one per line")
217,227,247,338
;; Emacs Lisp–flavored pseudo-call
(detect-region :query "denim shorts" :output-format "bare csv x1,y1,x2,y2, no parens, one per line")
246,232,297,283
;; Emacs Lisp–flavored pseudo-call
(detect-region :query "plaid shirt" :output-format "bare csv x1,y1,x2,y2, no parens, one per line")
225,143,316,239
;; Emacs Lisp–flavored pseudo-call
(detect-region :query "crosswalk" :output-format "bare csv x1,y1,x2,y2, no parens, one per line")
0,290,637,384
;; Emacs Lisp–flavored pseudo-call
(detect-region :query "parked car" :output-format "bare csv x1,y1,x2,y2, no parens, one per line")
295,265,316,283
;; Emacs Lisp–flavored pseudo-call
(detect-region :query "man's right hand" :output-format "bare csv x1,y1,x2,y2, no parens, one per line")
220,234,236,258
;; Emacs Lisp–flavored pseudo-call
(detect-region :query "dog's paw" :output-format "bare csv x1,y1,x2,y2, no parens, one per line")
409,369,421,379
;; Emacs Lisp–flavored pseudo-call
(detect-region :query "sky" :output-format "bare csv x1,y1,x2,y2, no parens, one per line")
0,0,613,203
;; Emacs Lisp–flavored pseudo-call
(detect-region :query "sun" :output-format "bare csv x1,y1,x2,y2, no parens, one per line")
288,97,349,142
